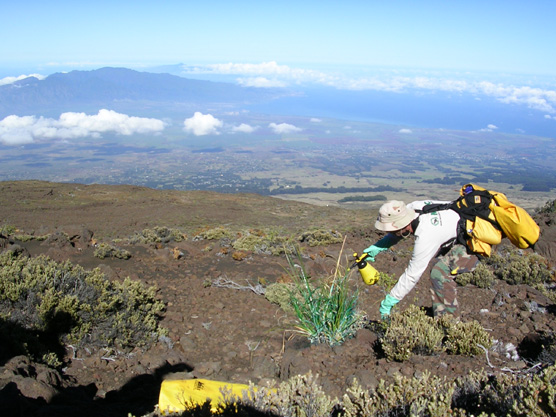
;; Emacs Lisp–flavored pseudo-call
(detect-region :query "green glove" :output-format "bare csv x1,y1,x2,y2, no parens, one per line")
364,234,397,261
379,294,400,319
362,245,387,262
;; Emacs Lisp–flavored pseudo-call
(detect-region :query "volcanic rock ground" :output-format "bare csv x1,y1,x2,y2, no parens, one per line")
0,181,555,417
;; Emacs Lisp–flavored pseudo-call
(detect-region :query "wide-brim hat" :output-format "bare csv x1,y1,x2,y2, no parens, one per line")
375,200,416,232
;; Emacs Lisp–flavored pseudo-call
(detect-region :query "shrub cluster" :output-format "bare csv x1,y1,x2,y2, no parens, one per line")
380,305,492,362
232,229,295,256
93,242,132,259
0,251,166,365
455,262,496,289
537,198,556,214
487,246,553,286
298,229,343,247
129,226,186,244
165,365,556,416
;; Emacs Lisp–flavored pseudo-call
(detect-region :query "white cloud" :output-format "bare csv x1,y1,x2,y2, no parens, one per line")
236,77,287,88
478,124,499,132
232,123,257,133
182,61,556,115
269,122,302,134
0,73,46,86
0,109,165,146
310,118,322,122
182,61,331,86
399,128,413,134
183,112,223,136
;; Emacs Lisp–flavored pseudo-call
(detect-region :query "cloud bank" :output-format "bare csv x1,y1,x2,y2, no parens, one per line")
180,62,556,115
0,73,46,86
183,112,223,136
0,109,165,146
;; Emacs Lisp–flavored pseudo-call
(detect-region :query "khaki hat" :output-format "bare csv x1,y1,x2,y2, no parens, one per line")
375,200,416,232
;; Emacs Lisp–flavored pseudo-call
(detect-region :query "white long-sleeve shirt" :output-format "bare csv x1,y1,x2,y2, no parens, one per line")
384,200,461,301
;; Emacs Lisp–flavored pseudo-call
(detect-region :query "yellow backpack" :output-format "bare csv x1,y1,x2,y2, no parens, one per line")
419,184,540,257
454,184,540,256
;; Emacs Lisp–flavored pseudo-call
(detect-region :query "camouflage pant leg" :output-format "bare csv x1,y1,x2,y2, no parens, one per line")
430,244,479,317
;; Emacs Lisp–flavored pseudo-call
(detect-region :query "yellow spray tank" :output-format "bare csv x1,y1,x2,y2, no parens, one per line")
350,252,379,285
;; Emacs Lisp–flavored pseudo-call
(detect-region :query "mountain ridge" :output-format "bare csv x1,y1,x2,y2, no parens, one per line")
0,67,279,118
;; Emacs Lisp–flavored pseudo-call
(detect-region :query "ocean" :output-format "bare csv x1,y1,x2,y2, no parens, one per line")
248,87,555,139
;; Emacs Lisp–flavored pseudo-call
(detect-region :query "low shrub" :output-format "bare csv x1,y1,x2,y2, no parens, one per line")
130,226,186,244
438,315,492,356
298,229,343,247
487,246,553,286
93,242,132,259
381,305,444,361
343,371,454,417
181,365,556,416
537,198,556,214
0,251,166,365
455,262,496,289
376,271,398,294
380,306,492,361
194,226,233,241
232,229,295,256
264,282,296,313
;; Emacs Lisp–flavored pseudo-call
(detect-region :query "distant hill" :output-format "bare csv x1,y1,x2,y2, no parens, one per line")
0,67,280,118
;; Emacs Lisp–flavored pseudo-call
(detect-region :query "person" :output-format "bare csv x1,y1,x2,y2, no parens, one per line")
364,200,479,319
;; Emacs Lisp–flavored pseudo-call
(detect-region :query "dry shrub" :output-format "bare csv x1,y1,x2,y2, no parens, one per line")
381,305,444,362
487,246,553,286
93,242,131,259
298,229,343,247
0,251,166,365
455,262,495,289
438,315,492,356
130,226,186,244
380,306,492,361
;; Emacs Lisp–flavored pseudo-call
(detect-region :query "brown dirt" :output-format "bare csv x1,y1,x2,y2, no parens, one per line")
0,180,555,417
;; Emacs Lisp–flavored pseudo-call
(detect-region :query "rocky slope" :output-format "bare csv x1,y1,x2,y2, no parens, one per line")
0,180,554,417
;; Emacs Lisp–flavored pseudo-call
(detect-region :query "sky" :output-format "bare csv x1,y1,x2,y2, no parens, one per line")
1,1,556,145
2,0,555,77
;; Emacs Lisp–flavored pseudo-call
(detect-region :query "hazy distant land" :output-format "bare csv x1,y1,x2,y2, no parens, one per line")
1,115,554,211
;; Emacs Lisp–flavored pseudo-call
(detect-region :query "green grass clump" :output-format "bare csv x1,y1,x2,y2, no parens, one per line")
285,252,364,346
0,251,166,365
93,242,132,259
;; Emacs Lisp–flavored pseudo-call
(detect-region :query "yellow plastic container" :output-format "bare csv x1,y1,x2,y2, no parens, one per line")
353,253,379,285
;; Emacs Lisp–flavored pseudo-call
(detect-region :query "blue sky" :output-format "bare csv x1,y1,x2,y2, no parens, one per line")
1,1,556,146
2,0,555,77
